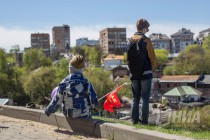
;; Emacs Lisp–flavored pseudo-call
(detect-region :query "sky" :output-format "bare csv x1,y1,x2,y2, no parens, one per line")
0,0,209,51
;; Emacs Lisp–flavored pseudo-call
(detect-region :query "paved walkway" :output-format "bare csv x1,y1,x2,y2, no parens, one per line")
0,115,106,140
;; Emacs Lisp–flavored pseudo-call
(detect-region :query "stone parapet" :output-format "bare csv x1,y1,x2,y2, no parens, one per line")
0,105,194,140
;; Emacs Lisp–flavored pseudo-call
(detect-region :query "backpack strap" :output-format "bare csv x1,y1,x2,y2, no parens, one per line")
136,36,146,51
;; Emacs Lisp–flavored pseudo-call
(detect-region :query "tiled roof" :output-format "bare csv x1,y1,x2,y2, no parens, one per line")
159,75,199,83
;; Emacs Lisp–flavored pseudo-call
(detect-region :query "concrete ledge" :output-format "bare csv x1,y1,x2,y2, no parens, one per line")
0,105,41,122
0,105,195,140
99,123,194,140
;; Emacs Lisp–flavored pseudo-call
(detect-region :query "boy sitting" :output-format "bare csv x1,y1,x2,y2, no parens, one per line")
45,55,98,118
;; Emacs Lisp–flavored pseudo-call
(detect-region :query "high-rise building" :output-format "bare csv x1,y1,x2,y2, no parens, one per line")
31,33,50,56
76,37,99,47
99,27,127,54
149,33,172,52
52,25,70,53
170,28,194,53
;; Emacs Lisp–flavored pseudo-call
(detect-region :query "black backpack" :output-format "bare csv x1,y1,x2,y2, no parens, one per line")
127,36,146,75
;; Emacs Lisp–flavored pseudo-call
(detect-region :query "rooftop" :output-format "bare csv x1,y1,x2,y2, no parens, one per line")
149,33,170,40
164,86,203,96
159,75,199,83
171,28,194,37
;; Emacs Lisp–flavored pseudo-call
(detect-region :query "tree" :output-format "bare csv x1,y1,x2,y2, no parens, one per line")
54,58,69,82
70,46,102,67
83,67,114,107
124,52,127,64
168,44,210,75
23,48,52,71
114,76,132,98
9,44,20,54
155,49,169,69
163,65,175,75
0,48,7,73
202,35,210,49
22,67,58,104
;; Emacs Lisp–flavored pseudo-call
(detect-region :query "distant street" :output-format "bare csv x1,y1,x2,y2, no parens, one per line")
0,115,106,140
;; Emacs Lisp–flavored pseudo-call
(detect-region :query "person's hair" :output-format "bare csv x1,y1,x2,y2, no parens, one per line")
136,19,150,31
69,55,85,69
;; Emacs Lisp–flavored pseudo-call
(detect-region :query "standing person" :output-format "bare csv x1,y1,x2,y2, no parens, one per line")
127,19,157,125
45,55,98,118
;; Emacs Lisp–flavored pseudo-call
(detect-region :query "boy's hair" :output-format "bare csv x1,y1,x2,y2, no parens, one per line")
69,55,85,69
136,19,150,31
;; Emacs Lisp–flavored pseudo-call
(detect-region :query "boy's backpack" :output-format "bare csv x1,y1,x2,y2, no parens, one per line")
127,36,146,75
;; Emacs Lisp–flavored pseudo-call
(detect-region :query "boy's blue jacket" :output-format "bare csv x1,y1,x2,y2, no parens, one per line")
45,73,98,118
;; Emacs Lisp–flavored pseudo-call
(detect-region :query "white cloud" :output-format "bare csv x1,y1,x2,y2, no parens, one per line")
0,22,209,52
0,26,51,52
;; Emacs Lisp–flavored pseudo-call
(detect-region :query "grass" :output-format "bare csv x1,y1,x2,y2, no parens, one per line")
93,116,210,140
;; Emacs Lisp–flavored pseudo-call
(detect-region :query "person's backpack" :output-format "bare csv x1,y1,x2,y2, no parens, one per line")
127,36,146,75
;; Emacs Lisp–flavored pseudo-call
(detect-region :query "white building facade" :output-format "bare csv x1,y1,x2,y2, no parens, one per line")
149,33,171,51
196,28,210,44
76,37,99,47
170,28,194,53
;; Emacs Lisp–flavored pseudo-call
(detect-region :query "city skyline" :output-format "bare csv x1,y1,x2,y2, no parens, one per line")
0,0,209,51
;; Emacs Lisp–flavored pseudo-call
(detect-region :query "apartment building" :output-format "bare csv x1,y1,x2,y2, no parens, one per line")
76,37,99,47
149,33,172,52
99,28,127,54
31,33,50,56
196,28,210,44
170,28,194,53
52,25,70,53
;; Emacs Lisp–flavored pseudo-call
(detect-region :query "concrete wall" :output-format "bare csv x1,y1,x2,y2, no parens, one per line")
0,105,194,140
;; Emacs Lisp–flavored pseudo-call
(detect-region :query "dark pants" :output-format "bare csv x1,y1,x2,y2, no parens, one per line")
131,79,152,124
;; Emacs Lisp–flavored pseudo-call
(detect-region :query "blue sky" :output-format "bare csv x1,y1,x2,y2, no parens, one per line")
0,0,209,51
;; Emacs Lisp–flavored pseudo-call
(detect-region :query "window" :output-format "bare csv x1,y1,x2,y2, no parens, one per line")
159,84,161,88
167,83,170,88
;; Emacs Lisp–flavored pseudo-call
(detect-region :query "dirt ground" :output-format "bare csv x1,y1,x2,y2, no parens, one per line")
0,115,107,140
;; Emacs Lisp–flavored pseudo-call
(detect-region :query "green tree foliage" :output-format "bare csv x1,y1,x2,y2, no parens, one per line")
22,67,58,104
70,46,102,67
114,76,132,99
155,49,169,69
9,44,20,54
10,66,28,105
0,49,27,105
0,48,7,73
23,48,52,71
83,67,114,107
70,46,85,56
0,73,9,97
174,44,210,75
123,52,127,64
54,58,69,82
202,35,210,49
163,65,175,75
200,105,210,128
164,40,210,75
0,49,10,98
89,47,101,66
